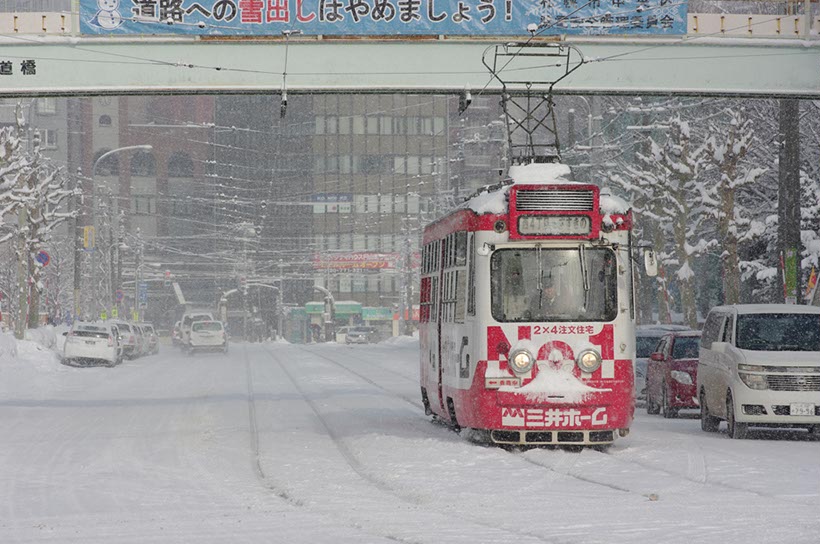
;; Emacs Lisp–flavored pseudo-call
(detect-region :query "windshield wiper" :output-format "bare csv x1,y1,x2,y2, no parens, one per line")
579,245,589,309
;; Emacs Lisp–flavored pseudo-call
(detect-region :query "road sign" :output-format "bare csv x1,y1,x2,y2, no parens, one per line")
115,289,124,302
138,282,148,303
35,250,50,267
83,226,95,251
111,308,118,318
100,311,107,320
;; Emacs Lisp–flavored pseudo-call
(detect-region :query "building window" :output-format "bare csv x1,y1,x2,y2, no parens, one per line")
130,150,156,177
406,156,420,175
352,116,365,135
421,157,434,174
315,116,325,134
352,277,366,293
379,116,392,135
93,148,119,176
366,116,378,135
41,129,58,149
132,195,156,215
168,152,193,177
361,155,384,174
408,194,420,214
394,195,405,213
379,194,392,214
36,97,56,115
381,234,393,252
98,115,112,127
172,196,193,216
353,234,366,250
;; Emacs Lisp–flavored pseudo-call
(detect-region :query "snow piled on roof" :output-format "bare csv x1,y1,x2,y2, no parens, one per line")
463,163,632,215
599,188,631,215
465,186,511,214
713,304,820,315
507,162,573,183
465,162,574,214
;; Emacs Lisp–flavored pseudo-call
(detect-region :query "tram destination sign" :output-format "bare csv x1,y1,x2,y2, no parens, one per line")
518,214,591,236
80,0,687,37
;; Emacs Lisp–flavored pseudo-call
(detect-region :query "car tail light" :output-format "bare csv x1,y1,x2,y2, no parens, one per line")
130,335,135,344
108,335,114,347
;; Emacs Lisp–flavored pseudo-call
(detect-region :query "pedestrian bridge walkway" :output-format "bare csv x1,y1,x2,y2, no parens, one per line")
0,11,818,97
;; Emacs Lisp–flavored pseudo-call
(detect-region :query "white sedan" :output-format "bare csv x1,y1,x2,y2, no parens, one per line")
63,322,123,367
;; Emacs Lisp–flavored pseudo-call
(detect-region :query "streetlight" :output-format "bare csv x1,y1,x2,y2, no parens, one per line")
105,241,129,310
133,260,162,322
79,144,152,317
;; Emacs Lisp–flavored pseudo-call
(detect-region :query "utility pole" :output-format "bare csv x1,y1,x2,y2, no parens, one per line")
72,167,82,321
133,227,142,321
15,199,28,340
14,103,30,339
778,99,802,304
277,259,284,340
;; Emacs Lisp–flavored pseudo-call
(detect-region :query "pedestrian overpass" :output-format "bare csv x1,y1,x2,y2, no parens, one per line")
0,10,818,98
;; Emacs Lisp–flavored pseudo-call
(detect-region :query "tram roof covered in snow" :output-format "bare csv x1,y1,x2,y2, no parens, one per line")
460,163,630,216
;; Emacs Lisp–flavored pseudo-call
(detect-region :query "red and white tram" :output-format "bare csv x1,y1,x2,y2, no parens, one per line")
419,163,640,447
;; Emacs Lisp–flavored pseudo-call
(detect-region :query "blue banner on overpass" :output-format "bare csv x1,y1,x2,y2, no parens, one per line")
80,0,687,36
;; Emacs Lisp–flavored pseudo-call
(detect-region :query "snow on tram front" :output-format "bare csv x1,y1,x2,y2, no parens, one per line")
419,163,642,447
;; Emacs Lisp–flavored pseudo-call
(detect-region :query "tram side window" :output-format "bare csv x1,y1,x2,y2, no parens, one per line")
467,233,475,316
431,277,438,322
455,231,467,266
455,270,466,323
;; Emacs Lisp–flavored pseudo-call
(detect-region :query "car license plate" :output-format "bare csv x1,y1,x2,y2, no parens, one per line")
790,403,815,416
85,340,95,345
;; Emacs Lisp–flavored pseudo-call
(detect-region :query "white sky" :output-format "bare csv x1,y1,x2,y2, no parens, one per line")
0,334,818,543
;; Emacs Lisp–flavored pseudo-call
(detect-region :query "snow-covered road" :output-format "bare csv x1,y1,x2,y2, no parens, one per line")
1,339,818,543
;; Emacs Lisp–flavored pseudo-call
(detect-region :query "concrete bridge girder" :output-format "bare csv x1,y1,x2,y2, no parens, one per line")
0,36,818,98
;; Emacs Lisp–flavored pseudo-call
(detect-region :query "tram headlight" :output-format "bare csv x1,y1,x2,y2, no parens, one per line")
576,349,602,373
509,349,535,375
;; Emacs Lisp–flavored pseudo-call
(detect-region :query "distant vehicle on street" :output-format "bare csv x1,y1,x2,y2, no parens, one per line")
635,324,692,402
172,321,182,347
133,324,147,357
188,320,228,354
180,311,215,347
345,326,378,344
139,323,159,355
63,321,122,367
335,326,351,343
110,320,139,359
646,330,701,418
698,304,820,439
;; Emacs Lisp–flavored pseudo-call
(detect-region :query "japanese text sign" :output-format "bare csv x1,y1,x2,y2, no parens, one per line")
80,0,687,36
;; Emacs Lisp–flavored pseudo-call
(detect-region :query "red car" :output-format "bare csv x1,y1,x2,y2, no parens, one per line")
646,330,701,418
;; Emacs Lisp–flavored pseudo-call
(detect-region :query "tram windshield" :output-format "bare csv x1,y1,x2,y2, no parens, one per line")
490,247,618,322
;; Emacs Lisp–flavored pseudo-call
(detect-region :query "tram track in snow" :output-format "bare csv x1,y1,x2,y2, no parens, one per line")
301,345,740,502
599,436,814,505
257,343,810,523
299,345,424,411
254,343,574,544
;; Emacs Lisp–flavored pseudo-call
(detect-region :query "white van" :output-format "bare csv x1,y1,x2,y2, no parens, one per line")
180,310,215,347
697,304,820,439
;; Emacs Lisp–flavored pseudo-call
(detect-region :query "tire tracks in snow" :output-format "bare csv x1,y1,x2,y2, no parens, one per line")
253,344,570,544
